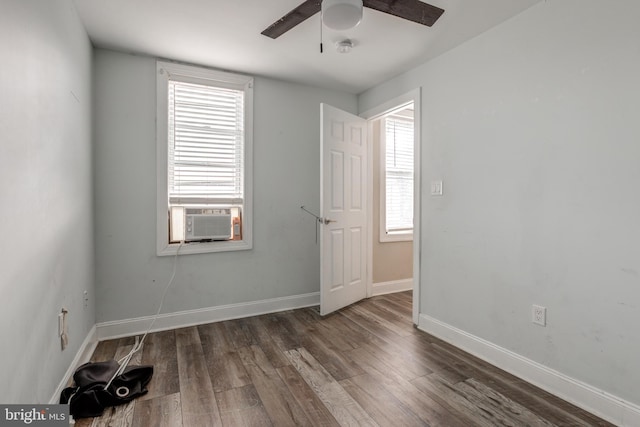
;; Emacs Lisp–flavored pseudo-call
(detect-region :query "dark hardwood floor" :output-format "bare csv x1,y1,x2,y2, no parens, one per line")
75,292,613,426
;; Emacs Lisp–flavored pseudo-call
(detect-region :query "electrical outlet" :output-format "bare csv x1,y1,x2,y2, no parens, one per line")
532,304,546,326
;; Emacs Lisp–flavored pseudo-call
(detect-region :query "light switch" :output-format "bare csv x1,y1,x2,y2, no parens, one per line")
430,180,443,196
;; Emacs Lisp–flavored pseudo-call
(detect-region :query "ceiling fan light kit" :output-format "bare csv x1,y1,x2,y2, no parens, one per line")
336,39,354,53
322,0,363,31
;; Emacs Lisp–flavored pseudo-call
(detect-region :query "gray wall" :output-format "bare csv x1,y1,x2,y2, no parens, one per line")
93,49,357,322
359,0,640,406
0,0,94,403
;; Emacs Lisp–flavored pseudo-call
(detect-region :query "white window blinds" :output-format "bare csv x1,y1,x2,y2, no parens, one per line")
168,80,245,205
385,115,414,233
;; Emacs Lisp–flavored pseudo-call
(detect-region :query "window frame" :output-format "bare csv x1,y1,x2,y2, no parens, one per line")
379,110,414,243
156,61,253,256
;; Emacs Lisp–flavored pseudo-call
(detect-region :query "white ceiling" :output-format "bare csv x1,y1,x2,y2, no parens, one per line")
73,0,541,94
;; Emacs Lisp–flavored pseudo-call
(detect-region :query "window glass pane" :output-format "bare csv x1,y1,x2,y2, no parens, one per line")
385,115,414,232
168,81,244,203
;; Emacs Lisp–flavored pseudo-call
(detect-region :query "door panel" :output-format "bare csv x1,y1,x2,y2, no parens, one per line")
331,151,344,210
350,154,362,210
350,227,362,283
330,229,344,290
320,104,368,315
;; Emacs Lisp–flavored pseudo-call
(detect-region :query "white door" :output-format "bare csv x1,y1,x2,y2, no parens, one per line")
320,104,368,315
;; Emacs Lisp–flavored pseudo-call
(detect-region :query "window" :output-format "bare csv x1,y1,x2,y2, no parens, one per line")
156,61,253,255
380,105,414,242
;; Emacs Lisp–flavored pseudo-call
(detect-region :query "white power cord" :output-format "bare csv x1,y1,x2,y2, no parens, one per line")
104,242,183,390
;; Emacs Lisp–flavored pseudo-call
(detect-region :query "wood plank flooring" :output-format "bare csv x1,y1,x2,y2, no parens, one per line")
74,292,613,426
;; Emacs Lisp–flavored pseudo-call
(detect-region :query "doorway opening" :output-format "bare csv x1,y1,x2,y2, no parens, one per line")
362,89,421,324
370,103,415,296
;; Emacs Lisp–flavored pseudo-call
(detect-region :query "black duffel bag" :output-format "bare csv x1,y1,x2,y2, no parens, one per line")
60,360,153,419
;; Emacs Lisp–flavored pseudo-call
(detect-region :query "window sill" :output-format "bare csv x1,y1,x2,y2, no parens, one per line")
379,232,413,243
157,239,252,256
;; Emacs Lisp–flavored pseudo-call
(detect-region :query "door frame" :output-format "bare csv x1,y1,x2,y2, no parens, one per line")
360,88,422,325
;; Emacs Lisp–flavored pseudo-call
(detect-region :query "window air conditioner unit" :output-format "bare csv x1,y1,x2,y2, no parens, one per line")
175,208,232,241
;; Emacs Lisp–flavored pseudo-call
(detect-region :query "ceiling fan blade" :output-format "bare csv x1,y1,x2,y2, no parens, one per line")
363,0,445,27
261,0,321,39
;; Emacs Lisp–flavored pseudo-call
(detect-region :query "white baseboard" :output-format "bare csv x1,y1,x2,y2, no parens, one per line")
371,278,412,296
50,325,98,404
96,292,320,341
418,314,640,427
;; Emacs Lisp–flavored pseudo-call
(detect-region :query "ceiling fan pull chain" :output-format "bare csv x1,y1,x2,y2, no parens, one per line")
319,10,324,53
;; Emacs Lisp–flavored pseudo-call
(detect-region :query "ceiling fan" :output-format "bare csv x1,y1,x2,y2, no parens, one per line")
261,0,445,39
